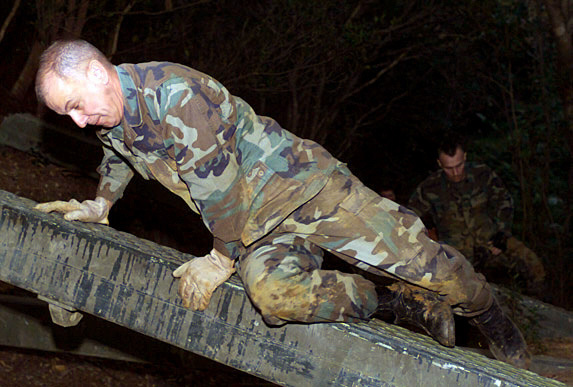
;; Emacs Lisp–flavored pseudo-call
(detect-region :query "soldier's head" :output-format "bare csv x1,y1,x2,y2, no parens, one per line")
379,187,397,202
437,133,466,182
36,39,124,129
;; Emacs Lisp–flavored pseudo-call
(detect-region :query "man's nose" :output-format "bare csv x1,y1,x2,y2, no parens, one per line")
69,110,87,128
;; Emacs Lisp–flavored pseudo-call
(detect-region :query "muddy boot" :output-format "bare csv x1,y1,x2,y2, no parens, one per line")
470,298,531,369
375,282,455,347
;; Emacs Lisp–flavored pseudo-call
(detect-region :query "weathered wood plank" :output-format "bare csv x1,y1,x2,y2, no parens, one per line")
0,294,176,363
0,189,566,387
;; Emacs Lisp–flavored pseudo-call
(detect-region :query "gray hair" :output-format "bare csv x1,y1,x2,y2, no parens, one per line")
35,39,112,103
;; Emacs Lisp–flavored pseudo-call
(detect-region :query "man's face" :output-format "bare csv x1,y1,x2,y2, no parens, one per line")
43,65,123,129
379,189,396,202
437,147,466,182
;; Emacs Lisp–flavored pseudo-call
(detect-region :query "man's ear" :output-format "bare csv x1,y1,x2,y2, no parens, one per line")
86,60,109,85
437,158,442,168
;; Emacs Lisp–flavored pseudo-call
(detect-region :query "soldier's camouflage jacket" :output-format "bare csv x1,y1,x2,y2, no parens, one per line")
95,62,339,256
407,163,513,254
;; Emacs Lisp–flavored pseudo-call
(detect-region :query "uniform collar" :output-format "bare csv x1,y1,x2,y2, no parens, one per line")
97,65,142,138
116,65,142,127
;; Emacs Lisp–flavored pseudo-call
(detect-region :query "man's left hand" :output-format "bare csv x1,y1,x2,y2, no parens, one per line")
34,197,110,224
489,231,509,253
487,243,502,256
172,249,235,310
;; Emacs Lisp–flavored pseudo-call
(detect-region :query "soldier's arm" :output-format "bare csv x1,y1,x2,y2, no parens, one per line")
487,168,513,234
408,183,432,219
153,76,241,309
407,180,442,240
34,145,133,224
153,73,242,249
95,145,135,206
157,75,238,176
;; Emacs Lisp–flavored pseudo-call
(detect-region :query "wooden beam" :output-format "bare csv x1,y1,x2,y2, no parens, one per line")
0,189,565,387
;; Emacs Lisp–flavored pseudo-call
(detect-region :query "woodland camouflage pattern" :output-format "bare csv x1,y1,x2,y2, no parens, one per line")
408,163,545,285
97,62,339,251
95,62,493,323
408,163,513,259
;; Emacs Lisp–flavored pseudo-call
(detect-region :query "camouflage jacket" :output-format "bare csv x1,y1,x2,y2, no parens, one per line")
95,62,339,253
407,163,513,251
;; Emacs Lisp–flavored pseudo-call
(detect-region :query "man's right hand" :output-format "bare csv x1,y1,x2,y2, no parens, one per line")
34,197,111,224
489,231,508,253
172,249,236,310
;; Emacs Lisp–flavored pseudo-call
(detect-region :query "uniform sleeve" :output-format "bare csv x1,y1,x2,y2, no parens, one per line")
96,145,134,204
487,169,513,234
408,182,432,219
153,74,240,253
156,75,239,201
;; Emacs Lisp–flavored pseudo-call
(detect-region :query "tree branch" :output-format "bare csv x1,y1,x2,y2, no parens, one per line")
0,0,22,44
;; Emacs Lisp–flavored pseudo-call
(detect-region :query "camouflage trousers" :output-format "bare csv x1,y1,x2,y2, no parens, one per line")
235,168,493,326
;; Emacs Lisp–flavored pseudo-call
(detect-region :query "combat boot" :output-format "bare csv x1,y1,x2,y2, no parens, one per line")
470,298,531,369
375,282,455,347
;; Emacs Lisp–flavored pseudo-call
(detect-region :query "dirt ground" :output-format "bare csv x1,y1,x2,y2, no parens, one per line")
0,144,571,386
0,347,279,387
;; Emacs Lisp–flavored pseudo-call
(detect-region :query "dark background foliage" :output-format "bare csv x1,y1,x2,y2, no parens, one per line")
0,0,571,308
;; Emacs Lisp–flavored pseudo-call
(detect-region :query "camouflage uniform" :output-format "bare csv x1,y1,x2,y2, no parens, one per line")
95,62,493,325
408,163,545,289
